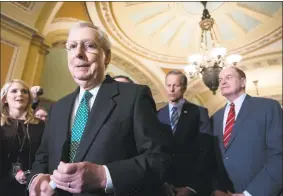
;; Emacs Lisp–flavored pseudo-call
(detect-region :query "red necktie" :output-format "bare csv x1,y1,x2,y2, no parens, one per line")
223,103,235,147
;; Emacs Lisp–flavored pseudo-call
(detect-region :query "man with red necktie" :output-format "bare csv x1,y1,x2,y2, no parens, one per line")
211,67,282,196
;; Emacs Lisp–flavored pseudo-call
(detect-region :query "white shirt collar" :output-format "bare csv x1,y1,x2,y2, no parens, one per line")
222,93,247,133
78,85,101,103
169,98,185,111
70,85,102,129
226,93,247,107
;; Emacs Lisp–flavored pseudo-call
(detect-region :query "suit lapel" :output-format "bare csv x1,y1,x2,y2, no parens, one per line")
74,76,118,162
56,88,79,163
217,107,226,154
162,104,171,127
225,95,251,151
175,100,195,135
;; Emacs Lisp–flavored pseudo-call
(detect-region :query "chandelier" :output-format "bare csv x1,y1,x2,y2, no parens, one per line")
184,2,242,94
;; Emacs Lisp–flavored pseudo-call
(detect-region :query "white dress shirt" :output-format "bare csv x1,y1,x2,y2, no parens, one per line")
222,93,252,196
72,86,114,193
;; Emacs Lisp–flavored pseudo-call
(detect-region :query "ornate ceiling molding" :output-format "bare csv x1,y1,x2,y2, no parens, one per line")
96,2,186,64
96,2,282,65
1,13,38,39
10,2,35,12
238,51,282,70
1,13,49,53
228,27,282,56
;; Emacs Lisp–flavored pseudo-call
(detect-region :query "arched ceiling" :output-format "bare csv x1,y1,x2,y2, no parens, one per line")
2,1,282,114
97,2,282,64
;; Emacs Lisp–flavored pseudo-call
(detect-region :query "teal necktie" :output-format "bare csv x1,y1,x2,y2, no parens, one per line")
69,90,93,162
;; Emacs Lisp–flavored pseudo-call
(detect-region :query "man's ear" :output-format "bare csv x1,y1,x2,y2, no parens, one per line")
104,50,111,67
241,77,246,88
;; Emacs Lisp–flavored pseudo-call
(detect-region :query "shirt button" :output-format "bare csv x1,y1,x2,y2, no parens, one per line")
225,157,228,160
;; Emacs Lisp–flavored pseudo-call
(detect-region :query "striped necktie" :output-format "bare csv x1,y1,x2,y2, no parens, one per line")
69,90,92,162
171,106,179,134
223,103,235,147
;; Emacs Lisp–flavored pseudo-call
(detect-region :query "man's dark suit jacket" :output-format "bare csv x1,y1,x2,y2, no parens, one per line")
157,100,214,195
29,76,173,196
211,95,282,196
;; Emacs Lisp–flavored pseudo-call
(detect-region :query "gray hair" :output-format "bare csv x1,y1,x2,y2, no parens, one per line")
166,70,188,91
69,22,111,55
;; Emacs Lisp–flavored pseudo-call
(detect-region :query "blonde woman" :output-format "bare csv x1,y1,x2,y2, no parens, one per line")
0,79,45,196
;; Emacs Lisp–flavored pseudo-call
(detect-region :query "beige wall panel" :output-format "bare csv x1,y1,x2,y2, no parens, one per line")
1,28,30,82
1,2,45,27
0,41,15,87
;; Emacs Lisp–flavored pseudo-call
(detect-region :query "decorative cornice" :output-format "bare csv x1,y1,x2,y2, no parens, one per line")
228,27,282,56
10,2,35,12
52,17,82,23
1,13,50,55
31,34,50,55
1,13,38,39
238,51,282,70
97,2,186,64
96,2,282,65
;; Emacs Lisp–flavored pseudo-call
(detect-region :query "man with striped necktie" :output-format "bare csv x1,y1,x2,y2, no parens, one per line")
158,70,214,196
211,67,282,196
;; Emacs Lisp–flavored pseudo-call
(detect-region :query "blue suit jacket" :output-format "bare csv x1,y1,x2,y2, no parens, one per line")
211,95,282,196
158,100,214,194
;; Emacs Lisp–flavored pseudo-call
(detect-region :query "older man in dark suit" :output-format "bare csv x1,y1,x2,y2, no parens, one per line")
28,22,173,196
158,70,214,196
211,67,282,196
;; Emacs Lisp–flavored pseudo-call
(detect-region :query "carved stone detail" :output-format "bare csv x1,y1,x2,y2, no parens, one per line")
96,2,282,64
228,27,282,56
97,2,187,64
10,2,35,12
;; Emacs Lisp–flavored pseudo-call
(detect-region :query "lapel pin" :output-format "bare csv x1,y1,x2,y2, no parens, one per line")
184,111,187,114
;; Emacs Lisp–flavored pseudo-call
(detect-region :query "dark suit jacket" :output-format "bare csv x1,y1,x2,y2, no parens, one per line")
29,76,173,196
157,100,214,195
211,95,282,196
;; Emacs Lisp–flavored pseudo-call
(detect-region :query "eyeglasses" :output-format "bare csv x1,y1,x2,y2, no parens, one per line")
65,40,101,54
